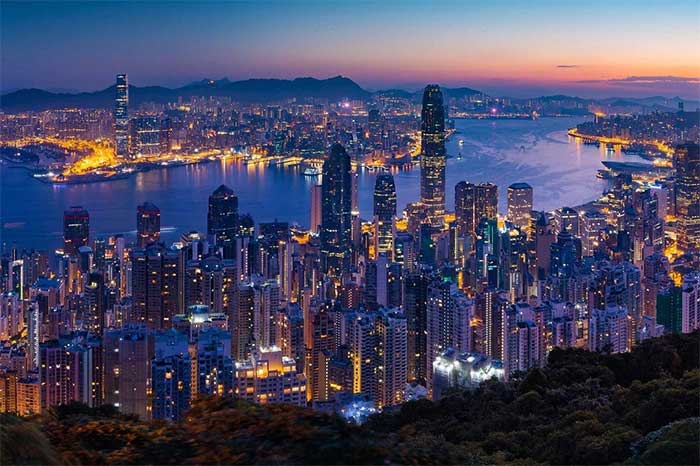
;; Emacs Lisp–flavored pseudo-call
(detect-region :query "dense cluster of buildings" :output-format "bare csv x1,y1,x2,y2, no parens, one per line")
1,81,698,422
575,110,700,152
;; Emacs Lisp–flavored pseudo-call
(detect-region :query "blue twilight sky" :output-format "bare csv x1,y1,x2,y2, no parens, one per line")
1,0,699,98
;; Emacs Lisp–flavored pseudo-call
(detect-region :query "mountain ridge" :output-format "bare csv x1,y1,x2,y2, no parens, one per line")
0,76,484,112
2,76,697,113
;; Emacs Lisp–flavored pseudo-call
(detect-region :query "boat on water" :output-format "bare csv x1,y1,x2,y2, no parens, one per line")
458,139,464,146
303,167,321,176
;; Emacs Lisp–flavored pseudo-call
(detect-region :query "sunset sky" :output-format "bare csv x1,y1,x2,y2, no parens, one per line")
2,0,699,98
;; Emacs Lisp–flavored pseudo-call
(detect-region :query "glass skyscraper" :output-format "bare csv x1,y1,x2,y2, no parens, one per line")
207,184,239,258
419,85,446,227
374,173,397,258
114,74,129,158
320,143,353,278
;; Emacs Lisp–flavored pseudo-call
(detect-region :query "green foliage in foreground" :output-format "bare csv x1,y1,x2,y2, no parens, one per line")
2,332,698,465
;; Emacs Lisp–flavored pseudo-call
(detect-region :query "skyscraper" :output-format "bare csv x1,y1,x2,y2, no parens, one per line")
130,116,161,156
674,143,700,217
131,244,183,329
475,183,498,224
368,109,384,148
207,184,238,258
420,85,446,227
507,183,533,233
63,206,89,256
320,143,353,278
426,281,473,393
373,173,397,259
455,182,498,237
455,181,476,236
310,184,322,234
137,202,161,248
555,207,580,236
114,74,129,158
674,143,700,252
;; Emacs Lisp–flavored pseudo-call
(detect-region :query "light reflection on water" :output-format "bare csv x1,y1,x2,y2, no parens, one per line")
1,117,645,251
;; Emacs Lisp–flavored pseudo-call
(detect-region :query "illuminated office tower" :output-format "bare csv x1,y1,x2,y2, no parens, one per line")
373,173,397,259
233,346,307,406
320,144,352,279
455,181,476,236
114,74,129,158
351,168,361,255
207,184,239,258
131,244,183,329
63,206,89,256
506,183,533,233
310,184,322,234
674,143,700,217
420,85,446,227
675,143,700,252
137,202,161,248
554,207,580,236
130,116,161,156
475,183,498,224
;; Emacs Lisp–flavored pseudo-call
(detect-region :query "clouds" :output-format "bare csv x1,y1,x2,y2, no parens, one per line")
577,75,699,85
566,75,700,99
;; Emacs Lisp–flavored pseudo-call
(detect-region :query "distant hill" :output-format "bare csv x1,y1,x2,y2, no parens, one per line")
4,77,696,113
0,76,371,112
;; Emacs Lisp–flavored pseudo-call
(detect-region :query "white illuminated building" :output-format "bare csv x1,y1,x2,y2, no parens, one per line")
431,348,504,400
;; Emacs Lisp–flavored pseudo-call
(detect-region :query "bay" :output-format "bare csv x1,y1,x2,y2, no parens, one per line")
0,117,643,251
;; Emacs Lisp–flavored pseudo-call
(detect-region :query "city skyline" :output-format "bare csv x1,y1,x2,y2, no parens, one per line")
1,4,699,464
2,1,699,99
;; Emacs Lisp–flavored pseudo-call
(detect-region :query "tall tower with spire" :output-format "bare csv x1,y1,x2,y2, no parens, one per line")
420,85,446,227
